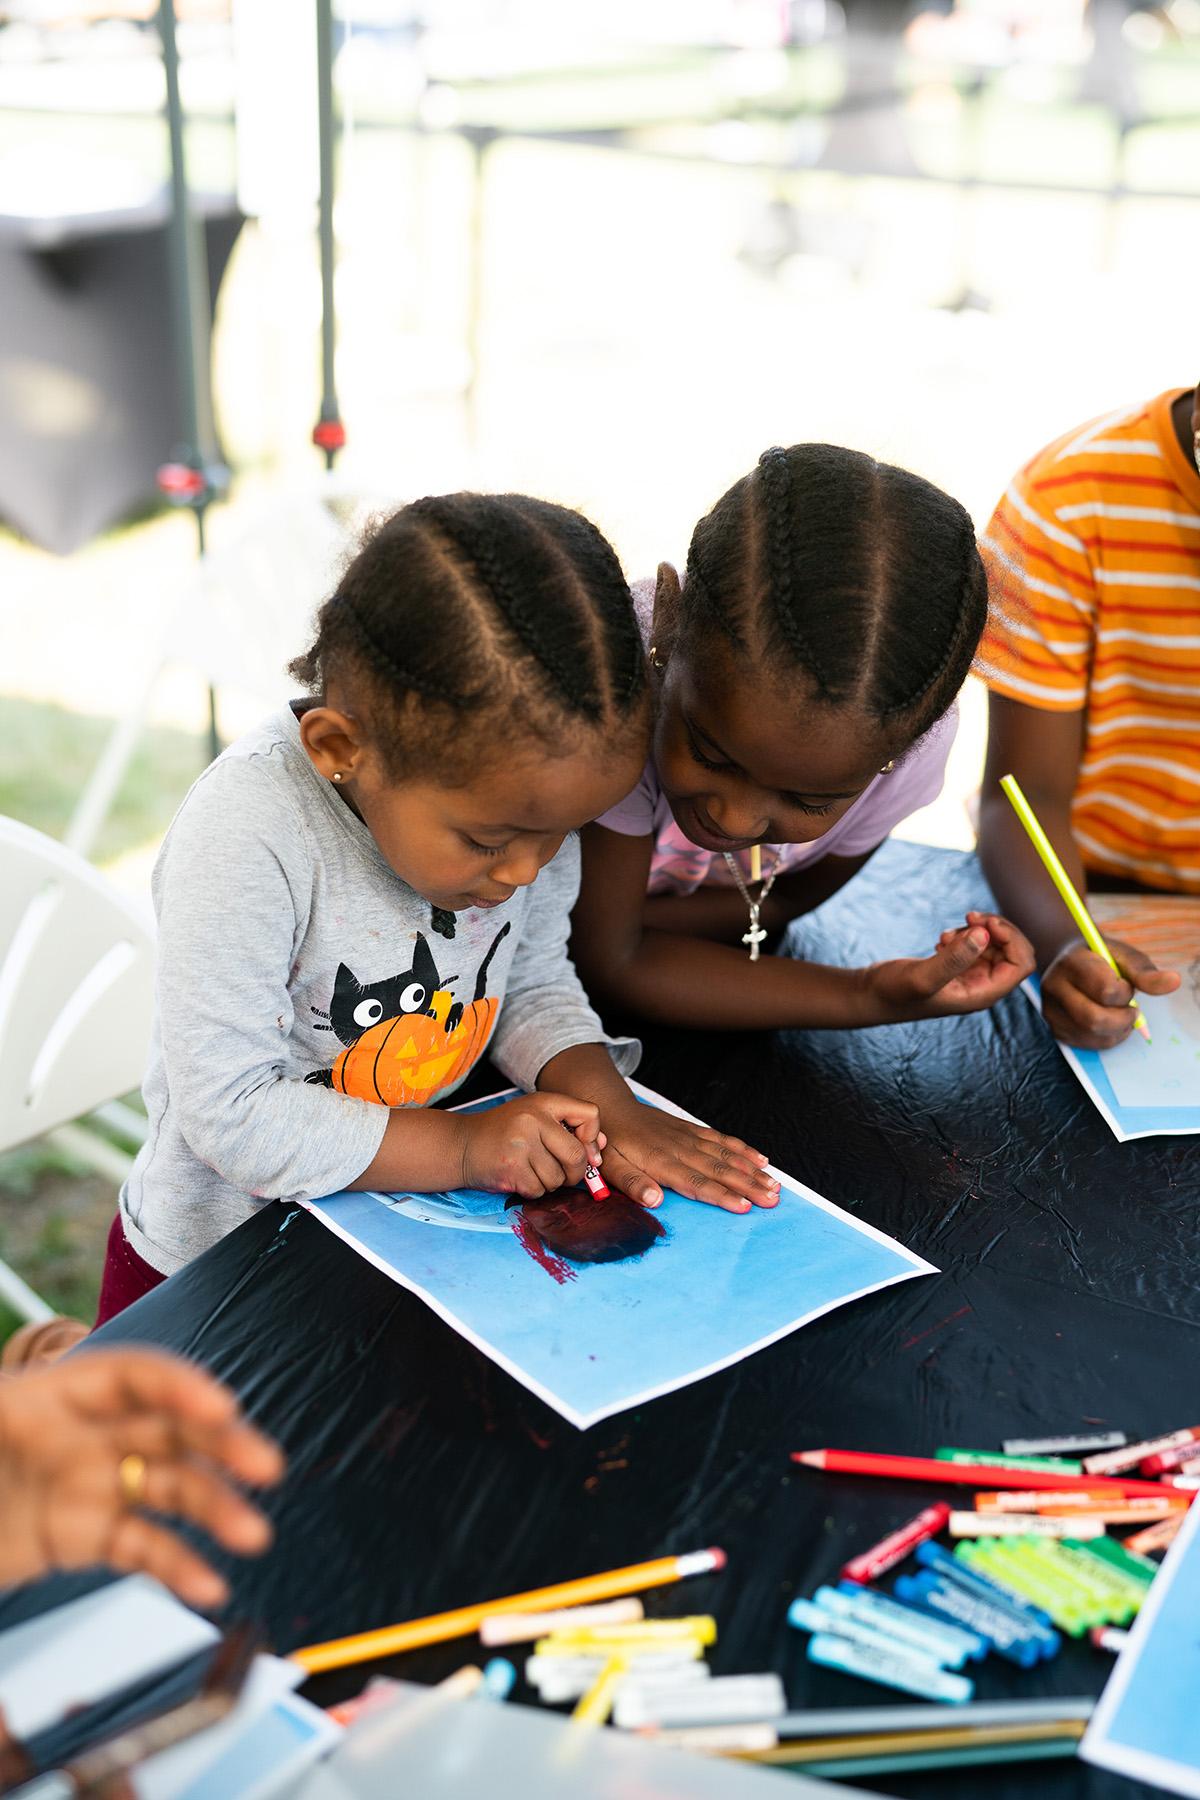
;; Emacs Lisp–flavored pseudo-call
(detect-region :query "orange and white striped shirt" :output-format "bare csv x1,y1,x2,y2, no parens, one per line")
978,389,1200,894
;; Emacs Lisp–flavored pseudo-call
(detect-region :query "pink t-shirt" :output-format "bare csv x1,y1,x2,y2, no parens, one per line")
598,579,957,897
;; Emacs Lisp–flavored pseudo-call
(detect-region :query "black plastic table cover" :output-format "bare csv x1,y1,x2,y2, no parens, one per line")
7,840,1197,1800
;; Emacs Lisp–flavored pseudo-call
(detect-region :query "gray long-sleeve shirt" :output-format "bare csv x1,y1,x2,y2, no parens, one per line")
121,707,638,1275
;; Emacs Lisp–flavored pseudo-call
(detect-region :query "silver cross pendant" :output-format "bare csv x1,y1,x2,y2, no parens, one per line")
742,904,767,961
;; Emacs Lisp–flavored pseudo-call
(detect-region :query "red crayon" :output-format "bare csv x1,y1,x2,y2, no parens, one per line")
1141,1439,1200,1477
583,1164,611,1202
1084,1425,1200,1476
840,1503,952,1584
791,1448,1183,1500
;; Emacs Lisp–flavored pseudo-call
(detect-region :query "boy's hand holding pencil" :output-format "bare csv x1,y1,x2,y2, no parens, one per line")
1041,938,1179,1051
998,773,1180,1051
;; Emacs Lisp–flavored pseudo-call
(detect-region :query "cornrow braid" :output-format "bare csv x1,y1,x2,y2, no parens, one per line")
678,443,987,743
879,502,982,724
286,491,648,781
410,496,601,719
755,446,823,693
338,594,441,703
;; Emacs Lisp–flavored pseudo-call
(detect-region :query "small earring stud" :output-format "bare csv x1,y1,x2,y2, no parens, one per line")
332,771,344,783
648,644,666,671
880,760,895,774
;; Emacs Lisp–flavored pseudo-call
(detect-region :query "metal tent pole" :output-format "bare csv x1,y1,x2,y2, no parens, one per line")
313,0,345,469
157,0,223,762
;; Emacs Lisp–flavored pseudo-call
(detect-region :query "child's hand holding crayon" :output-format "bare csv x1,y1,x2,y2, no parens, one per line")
459,1093,605,1199
1041,937,1179,1050
865,911,1035,1022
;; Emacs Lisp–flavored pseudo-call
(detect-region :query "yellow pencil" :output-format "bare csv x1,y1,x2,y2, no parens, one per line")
749,844,762,883
292,1546,726,1674
999,773,1151,1043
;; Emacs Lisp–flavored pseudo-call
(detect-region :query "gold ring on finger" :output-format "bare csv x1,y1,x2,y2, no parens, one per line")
118,1452,147,1507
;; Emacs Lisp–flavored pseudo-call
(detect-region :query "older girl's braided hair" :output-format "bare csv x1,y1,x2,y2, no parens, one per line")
289,492,646,777
682,443,987,743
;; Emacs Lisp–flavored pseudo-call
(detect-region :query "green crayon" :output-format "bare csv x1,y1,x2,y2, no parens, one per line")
957,1543,1090,1634
1073,1536,1158,1588
935,1448,1084,1475
1013,1541,1133,1624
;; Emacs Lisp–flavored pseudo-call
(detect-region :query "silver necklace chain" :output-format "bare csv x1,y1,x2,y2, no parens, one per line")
722,850,780,961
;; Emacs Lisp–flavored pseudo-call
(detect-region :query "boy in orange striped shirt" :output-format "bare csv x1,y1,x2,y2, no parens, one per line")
977,386,1196,1049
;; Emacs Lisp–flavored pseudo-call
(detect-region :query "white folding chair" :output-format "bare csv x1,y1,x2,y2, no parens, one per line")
65,481,366,859
0,817,156,1321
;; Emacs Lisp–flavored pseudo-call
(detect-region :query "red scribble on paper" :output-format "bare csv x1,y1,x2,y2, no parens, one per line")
509,1208,578,1285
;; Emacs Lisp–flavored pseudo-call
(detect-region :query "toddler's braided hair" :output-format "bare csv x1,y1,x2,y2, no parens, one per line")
683,444,987,743
289,492,647,778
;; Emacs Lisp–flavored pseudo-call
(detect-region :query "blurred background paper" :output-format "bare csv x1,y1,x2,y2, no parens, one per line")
0,1575,217,1741
294,1680,880,1799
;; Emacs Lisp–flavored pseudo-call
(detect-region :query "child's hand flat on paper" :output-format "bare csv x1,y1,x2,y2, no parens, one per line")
460,1092,603,1198
866,911,1035,1021
586,1097,780,1216
1042,936,1179,1050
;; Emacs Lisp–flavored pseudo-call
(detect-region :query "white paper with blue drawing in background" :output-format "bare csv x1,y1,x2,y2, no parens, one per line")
302,1080,935,1429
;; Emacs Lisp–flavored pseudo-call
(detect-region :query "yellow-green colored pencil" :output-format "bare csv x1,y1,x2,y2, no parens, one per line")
999,773,1151,1043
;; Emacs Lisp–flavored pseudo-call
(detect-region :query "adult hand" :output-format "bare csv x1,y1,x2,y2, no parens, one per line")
1042,936,1179,1049
867,911,1036,1021
587,1096,780,1215
0,1348,284,1609
460,1092,602,1198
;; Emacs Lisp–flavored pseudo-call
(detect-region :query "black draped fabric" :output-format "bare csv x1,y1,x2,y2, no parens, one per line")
0,194,241,554
5,842,1195,1798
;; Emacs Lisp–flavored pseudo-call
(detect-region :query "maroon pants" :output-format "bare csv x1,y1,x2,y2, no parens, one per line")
95,1212,167,1327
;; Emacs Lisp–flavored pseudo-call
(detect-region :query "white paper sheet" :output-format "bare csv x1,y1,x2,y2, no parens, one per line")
0,1576,218,1740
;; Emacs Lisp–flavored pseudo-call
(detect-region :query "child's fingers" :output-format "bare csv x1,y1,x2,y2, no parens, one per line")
690,1125,771,1170
533,1092,601,1141
1110,940,1181,997
911,926,988,998
1133,966,1181,996
571,1122,605,1165
965,911,1035,973
535,1121,589,1187
1045,980,1135,1048
599,1152,663,1209
679,1131,777,1197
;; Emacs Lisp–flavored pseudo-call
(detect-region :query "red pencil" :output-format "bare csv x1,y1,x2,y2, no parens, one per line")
792,1448,1184,1501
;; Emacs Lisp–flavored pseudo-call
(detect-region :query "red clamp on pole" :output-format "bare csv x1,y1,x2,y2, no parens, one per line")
156,461,209,505
312,418,346,453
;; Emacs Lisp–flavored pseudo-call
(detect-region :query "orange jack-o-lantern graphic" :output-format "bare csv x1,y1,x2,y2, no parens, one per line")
332,989,498,1108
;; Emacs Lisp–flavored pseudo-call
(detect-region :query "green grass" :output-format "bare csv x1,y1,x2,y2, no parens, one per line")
0,694,207,863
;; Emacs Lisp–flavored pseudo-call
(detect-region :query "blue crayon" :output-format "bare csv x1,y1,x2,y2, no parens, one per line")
806,1632,973,1704
916,1540,1058,1642
894,1573,1044,1669
482,1657,517,1701
828,1582,988,1664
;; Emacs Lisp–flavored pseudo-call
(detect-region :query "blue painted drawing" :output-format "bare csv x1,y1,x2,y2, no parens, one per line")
1083,1494,1200,1795
303,1082,935,1429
